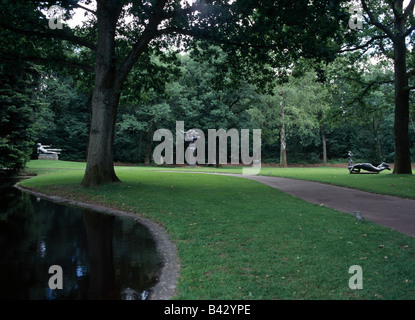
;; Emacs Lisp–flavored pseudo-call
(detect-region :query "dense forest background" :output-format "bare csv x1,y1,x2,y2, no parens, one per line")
3,49,413,168
1,1,415,170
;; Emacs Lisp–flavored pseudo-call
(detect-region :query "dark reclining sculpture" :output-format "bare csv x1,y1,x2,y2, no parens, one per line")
347,151,391,174
349,162,391,174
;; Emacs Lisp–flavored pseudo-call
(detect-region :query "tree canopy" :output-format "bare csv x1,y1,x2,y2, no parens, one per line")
1,1,413,178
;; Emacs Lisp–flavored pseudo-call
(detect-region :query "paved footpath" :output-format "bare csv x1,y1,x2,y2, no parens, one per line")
162,171,415,238
243,175,415,238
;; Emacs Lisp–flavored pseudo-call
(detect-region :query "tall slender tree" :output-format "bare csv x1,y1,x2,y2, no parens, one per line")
343,0,414,174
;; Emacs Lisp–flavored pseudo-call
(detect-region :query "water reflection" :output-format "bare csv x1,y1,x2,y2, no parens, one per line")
83,210,116,299
0,176,161,300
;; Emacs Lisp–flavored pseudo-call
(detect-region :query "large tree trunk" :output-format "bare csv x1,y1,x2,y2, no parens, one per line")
85,93,93,161
80,1,162,186
279,98,288,168
393,26,412,174
81,1,122,187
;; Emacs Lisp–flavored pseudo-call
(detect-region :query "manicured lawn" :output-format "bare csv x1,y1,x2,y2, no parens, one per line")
25,159,87,170
19,160,415,299
258,166,415,200
150,165,415,200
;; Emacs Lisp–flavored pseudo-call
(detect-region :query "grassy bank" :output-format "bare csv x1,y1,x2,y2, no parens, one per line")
19,160,415,299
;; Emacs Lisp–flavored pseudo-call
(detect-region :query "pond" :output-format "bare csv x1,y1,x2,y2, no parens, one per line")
0,176,162,300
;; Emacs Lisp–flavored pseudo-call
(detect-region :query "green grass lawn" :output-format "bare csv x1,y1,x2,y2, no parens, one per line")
148,165,415,200
19,160,415,299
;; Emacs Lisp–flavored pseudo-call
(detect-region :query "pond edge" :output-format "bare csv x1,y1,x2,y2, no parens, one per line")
13,184,180,300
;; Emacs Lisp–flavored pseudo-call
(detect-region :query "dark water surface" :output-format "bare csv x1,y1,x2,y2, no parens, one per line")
0,176,162,300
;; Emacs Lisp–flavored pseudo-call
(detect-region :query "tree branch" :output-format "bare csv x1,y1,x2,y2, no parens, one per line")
30,0,97,15
339,35,388,53
377,37,394,59
389,0,401,20
73,3,96,15
404,25,415,37
155,26,253,49
0,22,96,51
115,0,169,89
403,0,415,25
361,0,396,41
345,78,394,107
406,68,415,78
29,56,94,73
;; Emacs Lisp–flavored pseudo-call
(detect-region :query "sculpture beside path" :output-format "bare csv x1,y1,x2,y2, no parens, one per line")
347,151,391,174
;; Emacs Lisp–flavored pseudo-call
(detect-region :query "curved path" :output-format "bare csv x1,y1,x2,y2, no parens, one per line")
244,175,415,238
163,171,415,238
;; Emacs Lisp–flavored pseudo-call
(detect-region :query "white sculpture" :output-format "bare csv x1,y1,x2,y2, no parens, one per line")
37,143,62,160
37,143,61,154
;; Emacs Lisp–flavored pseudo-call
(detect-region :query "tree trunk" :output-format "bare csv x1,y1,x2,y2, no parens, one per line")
321,126,327,166
85,93,93,161
393,32,412,174
279,98,288,168
81,1,121,187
